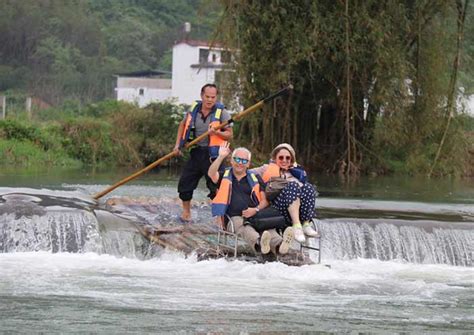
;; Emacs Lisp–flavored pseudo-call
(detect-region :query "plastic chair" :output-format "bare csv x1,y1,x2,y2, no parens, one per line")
216,215,239,258
299,219,322,264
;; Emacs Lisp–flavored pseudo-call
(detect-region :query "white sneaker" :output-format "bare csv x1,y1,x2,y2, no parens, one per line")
260,230,271,254
293,226,306,243
303,224,320,237
278,227,294,255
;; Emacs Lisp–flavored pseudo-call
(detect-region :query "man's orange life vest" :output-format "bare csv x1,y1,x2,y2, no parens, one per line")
179,101,226,159
212,168,262,217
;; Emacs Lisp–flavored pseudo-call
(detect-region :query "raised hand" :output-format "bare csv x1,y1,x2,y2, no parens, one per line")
218,142,231,158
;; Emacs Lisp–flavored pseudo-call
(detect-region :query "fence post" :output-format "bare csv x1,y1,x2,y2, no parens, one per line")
26,97,32,119
1,95,5,119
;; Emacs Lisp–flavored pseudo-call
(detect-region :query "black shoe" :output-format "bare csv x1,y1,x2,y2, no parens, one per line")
254,240,261,253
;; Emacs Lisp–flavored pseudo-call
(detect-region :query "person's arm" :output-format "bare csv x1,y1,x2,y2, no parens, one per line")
248,164,268,177
242,178,268,218
173,119,186,155
208,109,233,141
209,126,233,141
258,191,269,210
208,142,230,183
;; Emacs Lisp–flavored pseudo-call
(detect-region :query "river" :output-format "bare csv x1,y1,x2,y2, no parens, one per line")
0,167,473,333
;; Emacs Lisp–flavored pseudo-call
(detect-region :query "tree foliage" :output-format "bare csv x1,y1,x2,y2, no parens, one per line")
219,0,472,176
0,0,221,104
1,0,472,176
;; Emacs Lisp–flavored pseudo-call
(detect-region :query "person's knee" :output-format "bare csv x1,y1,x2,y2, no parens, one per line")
229,216,245,232
286,182,302,196
179,192,193,202
302,183,315,194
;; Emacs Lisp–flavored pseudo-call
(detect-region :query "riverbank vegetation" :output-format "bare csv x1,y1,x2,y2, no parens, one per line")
1,1,473,177
0,101,183,168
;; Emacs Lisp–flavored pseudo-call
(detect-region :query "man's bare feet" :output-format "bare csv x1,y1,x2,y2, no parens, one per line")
180,213,191,222
180,201,192,222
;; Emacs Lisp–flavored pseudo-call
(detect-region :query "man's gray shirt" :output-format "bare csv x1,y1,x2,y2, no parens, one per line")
192,105,231,147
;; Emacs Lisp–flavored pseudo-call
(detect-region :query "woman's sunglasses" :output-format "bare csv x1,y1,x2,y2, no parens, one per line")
233,157,249,164
277,155,292,161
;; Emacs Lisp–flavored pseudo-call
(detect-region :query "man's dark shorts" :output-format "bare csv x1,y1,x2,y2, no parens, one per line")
178,146,219,201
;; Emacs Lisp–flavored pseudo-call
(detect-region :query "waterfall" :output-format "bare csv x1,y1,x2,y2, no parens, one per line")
1,189,472,267
0,210,102,253
319,220,473,266
0,190,159,258
95,210,161,259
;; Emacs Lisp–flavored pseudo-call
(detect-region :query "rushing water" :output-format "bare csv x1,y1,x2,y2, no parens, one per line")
0,167,473,333
1,253,473,333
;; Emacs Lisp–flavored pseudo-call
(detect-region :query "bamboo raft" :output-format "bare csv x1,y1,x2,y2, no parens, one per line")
105,196,320,266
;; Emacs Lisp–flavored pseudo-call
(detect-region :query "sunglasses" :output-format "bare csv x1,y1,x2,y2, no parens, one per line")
233,157,249,164
277,155,292,161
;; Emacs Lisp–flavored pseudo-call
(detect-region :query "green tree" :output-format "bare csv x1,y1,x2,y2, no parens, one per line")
0,0,222,104
220,0,472,176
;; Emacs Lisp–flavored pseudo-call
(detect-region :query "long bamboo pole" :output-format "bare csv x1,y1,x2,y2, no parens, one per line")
93,85,292,199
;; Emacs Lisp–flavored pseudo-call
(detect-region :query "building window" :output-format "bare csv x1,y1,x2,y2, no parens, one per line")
199,48,209,64
212,53,217,63
221,51,231,63
139,88,144,96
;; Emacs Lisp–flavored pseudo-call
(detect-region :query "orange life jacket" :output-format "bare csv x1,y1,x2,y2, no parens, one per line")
262,162,281,182
179,101,226,159
262,162,307,183
212,168,262,217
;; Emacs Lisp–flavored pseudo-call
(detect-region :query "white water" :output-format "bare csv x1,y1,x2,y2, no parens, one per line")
0,252,472,333
1,183,473,332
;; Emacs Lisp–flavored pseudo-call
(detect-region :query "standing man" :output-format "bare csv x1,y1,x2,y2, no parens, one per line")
173,84,233,222
208,144,294,255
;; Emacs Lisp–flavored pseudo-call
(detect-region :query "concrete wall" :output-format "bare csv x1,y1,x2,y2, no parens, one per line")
117,77,171,89
116,77,172,107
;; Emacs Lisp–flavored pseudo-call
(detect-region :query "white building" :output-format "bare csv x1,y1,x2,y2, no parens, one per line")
115,40,233,107
115,70,172,108
468,96,474,115
459,89,474,116
171,40,231,105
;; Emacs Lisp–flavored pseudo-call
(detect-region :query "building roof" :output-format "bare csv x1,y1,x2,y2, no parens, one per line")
115,70,172,78
174,39,224,49
190,63,226,69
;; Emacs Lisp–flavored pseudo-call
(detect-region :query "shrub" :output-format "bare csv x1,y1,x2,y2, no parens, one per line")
0,139,80,167
59,118,116,165
105,101,184,165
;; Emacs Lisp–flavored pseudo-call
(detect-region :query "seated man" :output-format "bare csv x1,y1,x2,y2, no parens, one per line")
208,143,294,255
